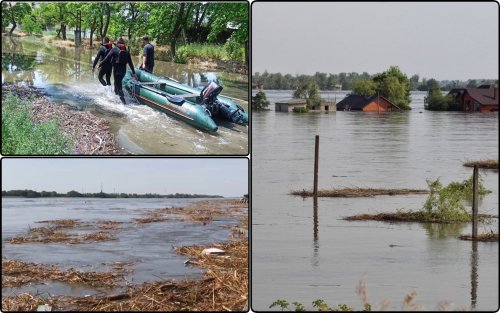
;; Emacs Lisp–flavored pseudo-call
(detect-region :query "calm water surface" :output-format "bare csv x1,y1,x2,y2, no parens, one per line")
2,197,241,297
252,90,499,311
2,36,248,154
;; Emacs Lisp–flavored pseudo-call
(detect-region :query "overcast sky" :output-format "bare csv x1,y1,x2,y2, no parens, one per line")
2,158,248,197
252,2,498,80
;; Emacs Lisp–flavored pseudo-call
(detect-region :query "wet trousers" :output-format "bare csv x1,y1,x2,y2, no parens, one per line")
98,66,112,86
114,72,126,104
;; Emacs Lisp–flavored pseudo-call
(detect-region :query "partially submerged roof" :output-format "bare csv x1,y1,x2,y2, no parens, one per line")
275,99,307,105
465,87,498,105
336,94,399,110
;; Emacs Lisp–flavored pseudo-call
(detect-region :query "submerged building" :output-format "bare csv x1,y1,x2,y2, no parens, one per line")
336,94,399,112
447,85,498,112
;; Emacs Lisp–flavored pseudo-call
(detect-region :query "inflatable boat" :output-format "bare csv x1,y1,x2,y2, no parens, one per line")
122,71,218,132
124,69,248,126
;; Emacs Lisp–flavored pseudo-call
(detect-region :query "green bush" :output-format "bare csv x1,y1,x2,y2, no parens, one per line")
224,37,245,62
424,88,461,111
293,107,309,113
2,93,73,155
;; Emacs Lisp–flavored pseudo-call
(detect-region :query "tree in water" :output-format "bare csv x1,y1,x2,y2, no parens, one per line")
252,91,270,111
293,81,321,109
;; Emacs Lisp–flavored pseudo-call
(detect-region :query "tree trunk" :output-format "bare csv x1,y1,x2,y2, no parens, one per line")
61,24,66,40
8,3,16,35
101,4,110,39
170,3,192,58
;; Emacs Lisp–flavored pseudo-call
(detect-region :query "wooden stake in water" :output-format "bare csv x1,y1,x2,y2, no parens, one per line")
472,165,479,240
313,135,319,197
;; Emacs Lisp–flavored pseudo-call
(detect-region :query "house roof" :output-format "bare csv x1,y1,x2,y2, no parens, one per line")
275,99,307,105
336,94,399,110
465,87,498,105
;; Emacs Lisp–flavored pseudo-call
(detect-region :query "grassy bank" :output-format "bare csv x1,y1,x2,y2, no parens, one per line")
2,92,73,155
2,84,122,155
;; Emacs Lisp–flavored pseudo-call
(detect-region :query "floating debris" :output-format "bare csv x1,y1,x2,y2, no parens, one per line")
291,187,429,198
463,159,498,170
458,232,498,242
201,248,226,256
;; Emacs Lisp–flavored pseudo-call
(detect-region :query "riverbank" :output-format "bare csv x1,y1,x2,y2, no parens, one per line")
1,198,248,311
2,84,124,155
4,32,247,75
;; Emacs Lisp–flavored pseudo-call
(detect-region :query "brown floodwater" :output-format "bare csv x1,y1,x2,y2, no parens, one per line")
252,90,498,311
1,36,248,154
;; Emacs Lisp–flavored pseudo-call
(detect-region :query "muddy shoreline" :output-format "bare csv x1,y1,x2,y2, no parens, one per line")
2,84,125,155
1,199,248,311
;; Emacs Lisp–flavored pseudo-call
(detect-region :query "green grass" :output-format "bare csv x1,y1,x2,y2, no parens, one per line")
2,93,74,155
174,43,245,64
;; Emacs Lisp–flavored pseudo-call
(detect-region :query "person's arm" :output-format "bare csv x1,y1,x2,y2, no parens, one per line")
128,54,136,75
142,46,148,69
92,48,103,69
99,48,114,68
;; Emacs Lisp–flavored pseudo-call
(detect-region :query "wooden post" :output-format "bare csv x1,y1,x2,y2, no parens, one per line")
313,135,319,197
472,165,479,240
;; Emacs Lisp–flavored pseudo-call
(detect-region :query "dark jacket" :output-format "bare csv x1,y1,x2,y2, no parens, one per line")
92,43,113,69
100,44,136,75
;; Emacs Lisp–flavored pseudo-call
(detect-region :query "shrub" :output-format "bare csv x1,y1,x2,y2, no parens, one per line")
2,93,73,155
293,107,309,113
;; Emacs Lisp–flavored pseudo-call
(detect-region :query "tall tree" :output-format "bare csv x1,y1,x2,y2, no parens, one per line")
4,2,31,35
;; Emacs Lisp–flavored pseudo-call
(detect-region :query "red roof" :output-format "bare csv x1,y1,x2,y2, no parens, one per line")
465,87,498,105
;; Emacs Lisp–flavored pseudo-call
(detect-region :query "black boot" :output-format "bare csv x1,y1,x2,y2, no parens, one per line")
118,90,126,104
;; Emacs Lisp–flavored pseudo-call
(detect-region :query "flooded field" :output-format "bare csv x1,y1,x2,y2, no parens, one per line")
2,197,246,299
252,90,498,310
2,36,248,154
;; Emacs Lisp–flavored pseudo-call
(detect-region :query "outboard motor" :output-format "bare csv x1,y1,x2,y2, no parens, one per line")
200,81,247,124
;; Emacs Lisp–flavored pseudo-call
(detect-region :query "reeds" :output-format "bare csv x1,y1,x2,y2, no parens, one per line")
458,232,498,242
291,187,429,198
463,159,498,170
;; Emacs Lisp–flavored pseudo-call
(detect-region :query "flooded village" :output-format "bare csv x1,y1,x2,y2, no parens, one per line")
252,2,498,311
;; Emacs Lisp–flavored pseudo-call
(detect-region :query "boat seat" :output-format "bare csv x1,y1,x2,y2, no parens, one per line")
176,93,200,99
168,96,185,106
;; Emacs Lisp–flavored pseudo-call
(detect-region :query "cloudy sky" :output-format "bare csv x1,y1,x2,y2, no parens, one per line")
252,2,498,80
2,158,248,197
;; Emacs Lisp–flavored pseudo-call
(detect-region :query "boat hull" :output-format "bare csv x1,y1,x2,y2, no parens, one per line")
122,72,218,132
133,69,248,125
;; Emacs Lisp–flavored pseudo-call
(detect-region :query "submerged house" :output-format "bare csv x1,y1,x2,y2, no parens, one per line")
447,85,498,112
275,99,307,112
336,94,399,112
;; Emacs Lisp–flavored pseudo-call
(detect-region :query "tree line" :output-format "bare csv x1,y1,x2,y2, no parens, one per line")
253,70,497,92
2,189,223,198
1,2,248,63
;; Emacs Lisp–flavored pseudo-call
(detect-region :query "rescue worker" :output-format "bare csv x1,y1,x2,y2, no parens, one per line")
140,35,155,73
99,37,137,104
92,37,113,86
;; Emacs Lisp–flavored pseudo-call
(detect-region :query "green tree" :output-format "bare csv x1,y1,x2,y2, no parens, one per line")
252,91,270,111
21,14,42,35
294,81,321,109
3,2,31,35
353,79,377,96
409,74,419,90
424,87,461,111
373,66,411,110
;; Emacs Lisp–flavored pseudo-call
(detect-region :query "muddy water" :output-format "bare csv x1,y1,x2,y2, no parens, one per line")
252,90,498,310
2,197,241,297
1,36,248,154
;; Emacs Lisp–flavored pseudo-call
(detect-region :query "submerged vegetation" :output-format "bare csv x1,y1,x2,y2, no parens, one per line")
252,90,271,111
424,87,461,111
2,93,73,155
344,175,493,223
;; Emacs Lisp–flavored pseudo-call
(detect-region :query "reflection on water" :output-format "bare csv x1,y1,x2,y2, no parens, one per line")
1,37,248,154
253,90,498,310
470,241,478,309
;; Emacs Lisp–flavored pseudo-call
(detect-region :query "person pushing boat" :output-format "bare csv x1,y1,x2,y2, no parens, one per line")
140,35,155,73
92,37,113,86
99,37,137,104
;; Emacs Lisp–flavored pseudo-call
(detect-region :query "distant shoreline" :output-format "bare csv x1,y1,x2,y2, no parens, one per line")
2,190,224,199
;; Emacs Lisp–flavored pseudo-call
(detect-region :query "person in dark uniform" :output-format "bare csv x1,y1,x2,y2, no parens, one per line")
92,37,113,86
99,37,137,104
140,35,154,73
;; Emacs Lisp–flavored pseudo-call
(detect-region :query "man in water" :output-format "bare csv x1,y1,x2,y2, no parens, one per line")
92,37,113,86
140,35,155,73
99,37,137,104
